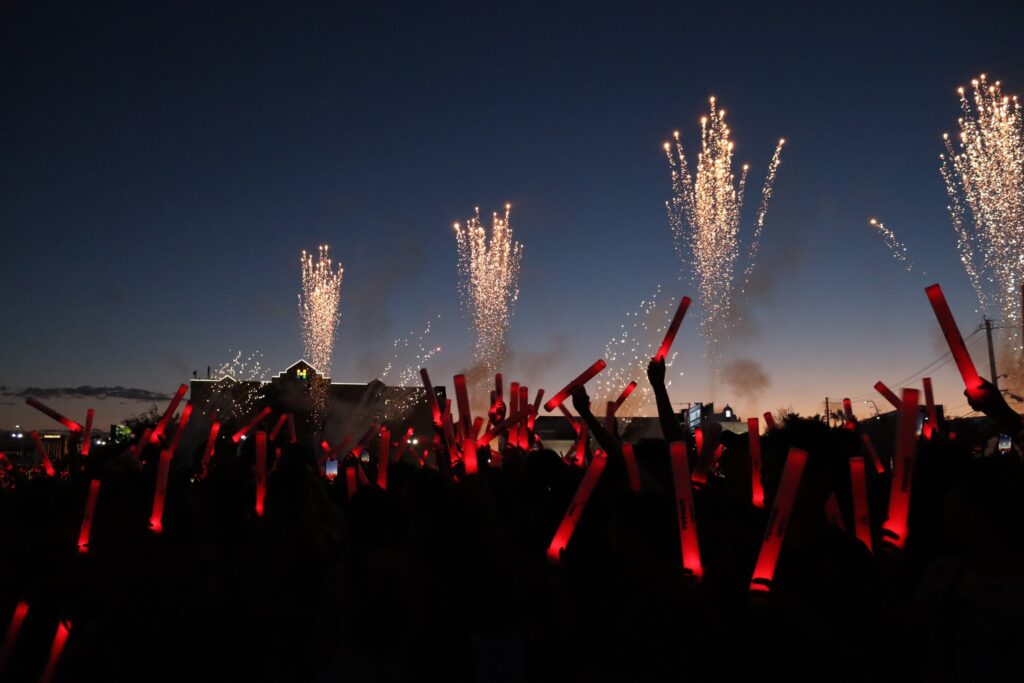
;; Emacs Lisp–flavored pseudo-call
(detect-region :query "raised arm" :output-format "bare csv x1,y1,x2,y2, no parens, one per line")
648,357,684,443
571,385,623,461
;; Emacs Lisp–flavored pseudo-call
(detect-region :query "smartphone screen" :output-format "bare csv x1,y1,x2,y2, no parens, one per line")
999,434,1012,453
325,459,338,479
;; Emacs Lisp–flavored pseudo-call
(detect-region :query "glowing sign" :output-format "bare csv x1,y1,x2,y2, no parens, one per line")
296,368,308,380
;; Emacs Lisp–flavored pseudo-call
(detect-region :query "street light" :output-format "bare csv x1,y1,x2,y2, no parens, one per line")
864,400,880,417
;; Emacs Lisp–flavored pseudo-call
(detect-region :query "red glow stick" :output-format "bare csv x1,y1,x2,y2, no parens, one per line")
29,431,56,477
269,414,288,442
654,296,692,362
881,388,920,549
495,373,503,402
81,408,95,457
763,411,777,431
392,427,414,462
558,404,580,433
168,402,193,455
923,377,938,438
255,432,267,517
477,409,528,447
748,418,765,508
346,466,358,499
354,460,370,487
38,620,71,683
149,449,172,533
544,360,608,412
150,384,188,443
849,456,873,553
826,493,846,530
471,417,484,440
77,479,101,553
287,413,297,443
546,453,608,562
611,381,637,414
622,442,641,492
25,397,83,432
420,368,442,425
926,283,983,396
130,428,152,458
874,381,902,410
201,421,221,475
860,433,885,474
509,382,520,445
529,390,544,433
694,427,704,458
377,427,390,489
517,386,530,449
842,398,855,429
0,601,29,676
232,406,272,443
574,422,588,466
453,374,472,434
749,447,809,592
669,441,703,578
462,436,478,475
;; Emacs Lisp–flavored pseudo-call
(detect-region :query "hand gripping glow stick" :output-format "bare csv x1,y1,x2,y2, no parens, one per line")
925,283,983,396
462,436,478,475
255,432,267,517
39,620,71,683
201,421,221,476
420,368,442,425
763,412,777,431
653,296,692,362
268,414,288,442
0,601,29,677
149,449,173,533
544,360,608,412
25,397,83,432
77,479,101,553
546,452,608,562
748,418,765,508
669,441,703,577
881,388,920,549
849,456,873,553
622,442,641,492
611,381,637,414
453,374,472,434
477,409,528,447
168,402,193,455
377,427,390,489
151,384,188,443
81,409,95,457
29,431,56,477
923,377,939,438
232,406,272,443
750,447,809,593
874,381,902,410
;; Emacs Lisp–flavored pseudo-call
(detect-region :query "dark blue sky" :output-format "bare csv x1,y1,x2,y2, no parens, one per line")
3,0,1023,428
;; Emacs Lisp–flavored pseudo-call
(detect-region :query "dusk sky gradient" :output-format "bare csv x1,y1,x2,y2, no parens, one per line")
3,0,1023,429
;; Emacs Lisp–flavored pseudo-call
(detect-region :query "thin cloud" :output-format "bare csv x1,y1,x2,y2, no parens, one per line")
0,386,173,401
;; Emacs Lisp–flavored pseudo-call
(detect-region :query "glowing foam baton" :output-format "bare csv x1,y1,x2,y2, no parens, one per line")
168,402,193,455
81,409,95,457
653,296,692,362
749,447,809,593
842,398,856,429
255,432,267,517
149,449,172,533
77,479,101,553
150,384,188,444
268,413,288,442
471,417,484,440
29,431,56,477
622,443,641,492
232,406,271,443
25,397,83,432
392,427,414,462
0,601,29,677
453,374,472,434
763,412,777,431
529,390,544,433
517,386,530,448
860,433,885,474
420,368,442,425
558,404,580,433
611,381,637,414
544,360,608,412
477,409,528,447
694,427,704,457
849,456,873,553
38,620,71,683
509,382,520,445
923,377,939,438
926,283,983,396
345,466,358,499
669,441,703,578
881,388,920,549
546,452,608,562
130,428,152,458
574,422,589,467
462,436,478,475
874,381,902,410
201,420,221,476
748,418,765,508
377,427,390,489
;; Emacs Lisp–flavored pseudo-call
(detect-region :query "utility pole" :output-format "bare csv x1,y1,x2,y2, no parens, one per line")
825,397,831,427
984,317,999,391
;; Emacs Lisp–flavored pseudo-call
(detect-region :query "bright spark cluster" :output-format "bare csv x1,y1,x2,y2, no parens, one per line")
299,245,344,421
380,314,443,421
664,97,785,366
940,74,1024,357
453,205,523,378
868,218,918,273
204,350,267,419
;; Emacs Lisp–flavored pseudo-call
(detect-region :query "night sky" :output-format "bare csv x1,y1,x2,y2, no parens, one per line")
3,0,1023,429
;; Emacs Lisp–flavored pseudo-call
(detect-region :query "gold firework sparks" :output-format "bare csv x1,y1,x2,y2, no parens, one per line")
868,218,918,273
299,245,344,421
941,75,1024,357
205,350,267,419
664,97,785,366
453,205,523,379
379,314,443,421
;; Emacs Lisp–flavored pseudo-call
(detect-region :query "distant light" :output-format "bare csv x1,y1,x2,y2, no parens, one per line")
240,435,248,441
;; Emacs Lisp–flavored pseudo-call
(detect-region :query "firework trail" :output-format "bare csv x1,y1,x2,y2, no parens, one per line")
299,245,344,422
379,314,443,421
664,97,785,367
868,218,920,273
941,75,1024,364
453,205,523,382
203,350,268,419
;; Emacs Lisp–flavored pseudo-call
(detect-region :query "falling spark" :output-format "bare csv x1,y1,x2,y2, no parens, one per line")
205,350,268,419
453,205,523,380
868,218,919,273
299,245,344,421
379,314,443,421
941,75,1024,361
664,97,785,366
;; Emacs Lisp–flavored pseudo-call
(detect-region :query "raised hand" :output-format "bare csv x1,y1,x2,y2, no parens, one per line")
647,357,666,388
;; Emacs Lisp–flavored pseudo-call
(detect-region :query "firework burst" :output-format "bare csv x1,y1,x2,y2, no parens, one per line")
453,205,523,380
664,97,785,366
868,218,919,273
299,245,344,421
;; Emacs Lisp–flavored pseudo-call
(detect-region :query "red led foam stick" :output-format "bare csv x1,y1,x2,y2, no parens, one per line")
255,432,267,517
29,431,56,477
25,397,83,432
151,384,188,443
453,374,472,435
860,433,885,474
763,412,777,431
544,360,608,412
653,296,692,362
926,283,983,396
232,406,272,443
611,381,637,414
420,368,442,425
842,398,855,429
849,456,873,553
923,377,938,438
694,427,704,457
149,449,173,533
874,381,902,410
392,427,414,463
286,413,297,443
546,452,608,562
477,409,528,447
669,441,703,578
622,442,641,493
168,402,193,455
881,388,920,549
77,479,102,553
558,404,580,433
517,386,530,448
462,436,478,475
39,620,71,683
750,447,809,593
377,427,390,489
0,601,29,676
81,408,95,457
268,413,288,442
509,382,520,444
201,421,221,476
574,422,589,467
748,418,765,508
345,466,358,499
131,428,152,458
